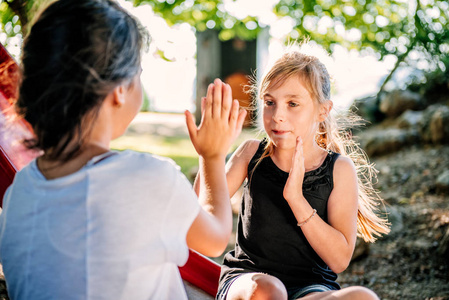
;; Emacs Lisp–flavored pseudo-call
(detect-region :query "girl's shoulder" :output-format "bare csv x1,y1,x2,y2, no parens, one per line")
227,139,262,169
332,154,357,180
235,139,262,159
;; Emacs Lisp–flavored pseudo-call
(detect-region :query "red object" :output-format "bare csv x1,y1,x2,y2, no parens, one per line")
0,144,17,203
0,42,220,296
0,44,38,204
179,249,221,296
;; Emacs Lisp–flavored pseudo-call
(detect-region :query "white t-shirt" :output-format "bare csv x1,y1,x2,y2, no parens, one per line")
0,150,200,300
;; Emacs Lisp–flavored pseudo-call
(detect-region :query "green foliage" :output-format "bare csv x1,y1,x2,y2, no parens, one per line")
0,0,52,47
274,0,449,94
0,1,21,47
407,54,449,103
276,0,449,72
132,0,449,57
131,0,261,41
3,0,449,62
2,0,448,95
130,0,449,94
140,87,153,112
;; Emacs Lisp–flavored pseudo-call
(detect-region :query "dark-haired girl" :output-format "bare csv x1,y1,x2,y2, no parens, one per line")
0,1,246,299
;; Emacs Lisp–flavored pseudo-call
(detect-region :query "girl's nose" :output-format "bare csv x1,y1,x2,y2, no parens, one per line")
272,106,285,122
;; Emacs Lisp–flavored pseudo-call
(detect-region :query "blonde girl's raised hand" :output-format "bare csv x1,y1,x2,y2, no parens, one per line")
283,136,305,202
282,135,360,272
185,78,247,160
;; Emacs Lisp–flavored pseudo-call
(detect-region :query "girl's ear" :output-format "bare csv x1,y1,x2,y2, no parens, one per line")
318,100,333,122
112,84,126,107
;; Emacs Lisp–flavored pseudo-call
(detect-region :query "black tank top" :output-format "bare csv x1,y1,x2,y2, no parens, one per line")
219,139,341,290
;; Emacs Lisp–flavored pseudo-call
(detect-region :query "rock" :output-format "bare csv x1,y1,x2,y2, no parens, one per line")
419,104,449,144
429,105,449,144
379,89,424,118
351,95,384,125
351,238,370,261
436,170,449,192
385,205,404,237
437,227,449,259
359,128,420,157
396,110,424,129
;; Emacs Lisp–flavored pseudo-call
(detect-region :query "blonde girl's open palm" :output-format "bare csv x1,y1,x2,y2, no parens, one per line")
283,136,306,202
185,78,247,159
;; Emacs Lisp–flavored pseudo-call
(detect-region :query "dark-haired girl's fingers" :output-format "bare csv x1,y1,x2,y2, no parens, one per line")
229,100,247,141
201,97,206,117
221,83,232,119
228,99,239,125
189,78,247,159
203,83,214,122
235,107,247,137
212,78,223,118
185,110,198,146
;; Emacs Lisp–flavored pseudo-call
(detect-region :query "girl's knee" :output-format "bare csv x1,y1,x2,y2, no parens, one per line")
345,286,379,300
250,274,287,300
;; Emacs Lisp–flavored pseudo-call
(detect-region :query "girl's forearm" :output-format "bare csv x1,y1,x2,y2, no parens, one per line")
287,196,355,273
193,159,201,196
198,155,233,243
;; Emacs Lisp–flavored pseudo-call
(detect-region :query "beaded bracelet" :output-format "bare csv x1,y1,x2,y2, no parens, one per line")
297,209,317,227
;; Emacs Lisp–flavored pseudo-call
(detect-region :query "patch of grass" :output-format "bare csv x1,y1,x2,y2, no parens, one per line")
111,124,262,179
111,135,195,155
111,134,197,180
168,155,199,181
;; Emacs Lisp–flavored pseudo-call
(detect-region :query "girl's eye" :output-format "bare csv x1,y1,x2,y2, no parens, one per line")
289,102,299,107
264,100,274,106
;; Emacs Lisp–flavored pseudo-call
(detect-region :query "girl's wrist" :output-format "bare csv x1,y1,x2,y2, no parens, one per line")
200,154,227,165
285,193,304,204
297,209,317,227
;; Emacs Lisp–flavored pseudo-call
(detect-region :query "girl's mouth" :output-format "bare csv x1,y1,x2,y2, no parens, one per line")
272,130,289,135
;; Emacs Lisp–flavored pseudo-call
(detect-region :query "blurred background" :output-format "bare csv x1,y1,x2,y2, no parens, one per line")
1,0,448,299
3,0,448,114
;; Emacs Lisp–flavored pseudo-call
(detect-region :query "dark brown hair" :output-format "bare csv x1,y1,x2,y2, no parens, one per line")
16,0,145,161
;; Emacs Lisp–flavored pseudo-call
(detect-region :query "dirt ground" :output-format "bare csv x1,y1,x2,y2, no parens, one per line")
337,144,449,299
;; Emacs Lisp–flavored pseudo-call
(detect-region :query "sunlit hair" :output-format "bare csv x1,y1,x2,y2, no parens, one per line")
16,0,147,161
249,48,390,243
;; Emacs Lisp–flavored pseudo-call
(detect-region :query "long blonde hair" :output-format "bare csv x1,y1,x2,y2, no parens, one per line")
251,50,390,243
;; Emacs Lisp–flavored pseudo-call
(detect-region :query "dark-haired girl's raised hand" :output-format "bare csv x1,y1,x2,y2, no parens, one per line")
185,78,246,160
184,78,247,257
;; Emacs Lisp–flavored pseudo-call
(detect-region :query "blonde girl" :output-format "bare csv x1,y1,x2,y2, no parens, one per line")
195,50,389,300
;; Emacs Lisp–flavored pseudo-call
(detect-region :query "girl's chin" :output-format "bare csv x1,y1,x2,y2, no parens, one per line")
270,137,296,149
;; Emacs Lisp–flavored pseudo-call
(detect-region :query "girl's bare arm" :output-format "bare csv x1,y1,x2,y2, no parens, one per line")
193,139,259,199
185,79,247,257
284,138,359,273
